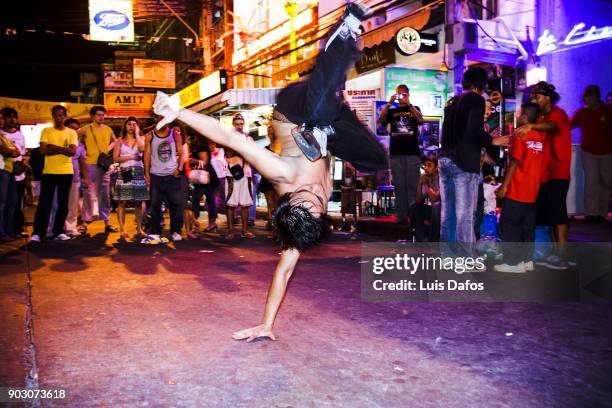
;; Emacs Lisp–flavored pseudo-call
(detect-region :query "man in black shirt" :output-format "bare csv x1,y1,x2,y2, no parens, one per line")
379,84,423,223
439,67,509,246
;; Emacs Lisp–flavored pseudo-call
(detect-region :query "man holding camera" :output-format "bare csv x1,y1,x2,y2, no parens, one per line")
379,84,423,224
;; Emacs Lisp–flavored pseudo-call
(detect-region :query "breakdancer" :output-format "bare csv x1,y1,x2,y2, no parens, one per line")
153,2,387,341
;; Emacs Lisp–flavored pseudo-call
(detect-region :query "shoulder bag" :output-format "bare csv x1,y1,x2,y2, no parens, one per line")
89,126,113,171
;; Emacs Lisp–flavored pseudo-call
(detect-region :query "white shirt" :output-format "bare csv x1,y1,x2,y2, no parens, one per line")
210,147,228,178
0,129,26,181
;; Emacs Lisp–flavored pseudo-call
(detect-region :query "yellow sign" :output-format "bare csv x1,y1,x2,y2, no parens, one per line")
104,92,155,118
0,96,94,125
133,59,176,89
490,91,502,105
171,70,227,108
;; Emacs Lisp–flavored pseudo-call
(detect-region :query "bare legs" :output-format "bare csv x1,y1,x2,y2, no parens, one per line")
226,206,251,238
116,201,146,238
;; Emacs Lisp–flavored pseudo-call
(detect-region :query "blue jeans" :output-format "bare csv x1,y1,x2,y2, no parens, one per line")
248,172,261,222
439,157,480,244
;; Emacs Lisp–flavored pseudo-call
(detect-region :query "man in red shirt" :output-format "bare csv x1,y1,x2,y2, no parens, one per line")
495,103,547,273
517,81,571,270
571,85,612,223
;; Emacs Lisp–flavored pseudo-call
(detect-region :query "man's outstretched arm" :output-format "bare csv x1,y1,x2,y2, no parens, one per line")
175,109,295,185
232,248,301,342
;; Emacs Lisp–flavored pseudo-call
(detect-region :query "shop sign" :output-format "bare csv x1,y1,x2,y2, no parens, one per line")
0,96,94,125
232,8,315,65
104,92,155,118
170,70,228,108
384,68,449,117
536,23,612,56
133,59,176,89
342,89,380,130
115,50,146,71
356,41,396,74
88,0,134,42
418,32,439,53
104,71,142,91
395,28,439,55
395,27,421,55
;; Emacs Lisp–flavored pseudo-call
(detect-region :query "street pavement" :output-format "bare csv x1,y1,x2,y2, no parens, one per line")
1,215,611,407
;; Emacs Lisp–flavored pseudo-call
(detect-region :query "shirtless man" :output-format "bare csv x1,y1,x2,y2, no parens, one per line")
153,2,386,341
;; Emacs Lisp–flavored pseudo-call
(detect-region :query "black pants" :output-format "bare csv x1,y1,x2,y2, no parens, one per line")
275,24,387,172
150,174,183,235
192,183,218,222
33,174,72,238
14,180,25,234
500,198,536,264
409,203,441,242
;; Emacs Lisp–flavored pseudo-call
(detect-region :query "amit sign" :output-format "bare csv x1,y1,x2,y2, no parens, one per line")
536,23,612,56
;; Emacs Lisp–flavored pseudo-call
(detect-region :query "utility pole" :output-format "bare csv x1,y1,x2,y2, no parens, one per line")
202,0,214,74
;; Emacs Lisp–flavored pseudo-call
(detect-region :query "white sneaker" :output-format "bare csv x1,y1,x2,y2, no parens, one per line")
494,263,526,273
171,232,182,241
30,234,41,243
523,261,534,271
54,233,71,241
66,230,81,238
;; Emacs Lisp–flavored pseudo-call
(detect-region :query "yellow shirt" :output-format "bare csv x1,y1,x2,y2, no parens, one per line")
83,123,114,165
40,127,78,174
0,134,15,173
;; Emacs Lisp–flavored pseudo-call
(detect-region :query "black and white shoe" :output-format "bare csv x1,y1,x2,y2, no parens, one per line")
324,2,371,51
291,125,322,162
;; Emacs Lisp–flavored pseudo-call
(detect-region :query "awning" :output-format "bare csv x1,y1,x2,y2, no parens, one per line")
189,88,281,114
360,7,432,49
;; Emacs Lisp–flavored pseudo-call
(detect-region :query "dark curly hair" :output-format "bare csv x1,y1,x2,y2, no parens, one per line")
273,192,328,251
532,81,560,104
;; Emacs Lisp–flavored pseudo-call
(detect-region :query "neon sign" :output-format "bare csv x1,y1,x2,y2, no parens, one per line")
536,23,612,56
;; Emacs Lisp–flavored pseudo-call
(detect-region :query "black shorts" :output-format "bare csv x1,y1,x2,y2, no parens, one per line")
536,179,570,226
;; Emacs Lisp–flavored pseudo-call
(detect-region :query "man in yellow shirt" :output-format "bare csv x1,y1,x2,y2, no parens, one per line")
0,110,21,240
78,106,117,232
31,105,78,242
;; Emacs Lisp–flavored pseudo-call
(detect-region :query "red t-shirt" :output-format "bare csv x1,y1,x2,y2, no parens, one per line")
571,103,612,155
541,106,571,181
506,130,547,203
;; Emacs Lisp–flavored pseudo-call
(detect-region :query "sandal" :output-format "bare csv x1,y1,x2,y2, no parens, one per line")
241,232,255,238
205,224,218,232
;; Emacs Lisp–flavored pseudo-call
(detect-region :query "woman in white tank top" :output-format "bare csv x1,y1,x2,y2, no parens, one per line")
112,117,149,239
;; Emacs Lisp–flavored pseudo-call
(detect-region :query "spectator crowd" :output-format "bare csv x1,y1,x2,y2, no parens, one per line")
0,73,609,274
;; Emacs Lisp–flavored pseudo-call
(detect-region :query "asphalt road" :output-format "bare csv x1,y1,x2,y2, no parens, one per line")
1,217,611,407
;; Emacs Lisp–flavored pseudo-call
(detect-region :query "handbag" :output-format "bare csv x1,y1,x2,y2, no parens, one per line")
12,161,27,176
120,167,133,183
97,153,113,171
229,163,244,180
89,126,113,171
189,169,210,185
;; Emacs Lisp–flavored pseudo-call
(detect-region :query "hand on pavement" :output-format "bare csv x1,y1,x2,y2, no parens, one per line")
232,324,276,342
153,91,179,130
